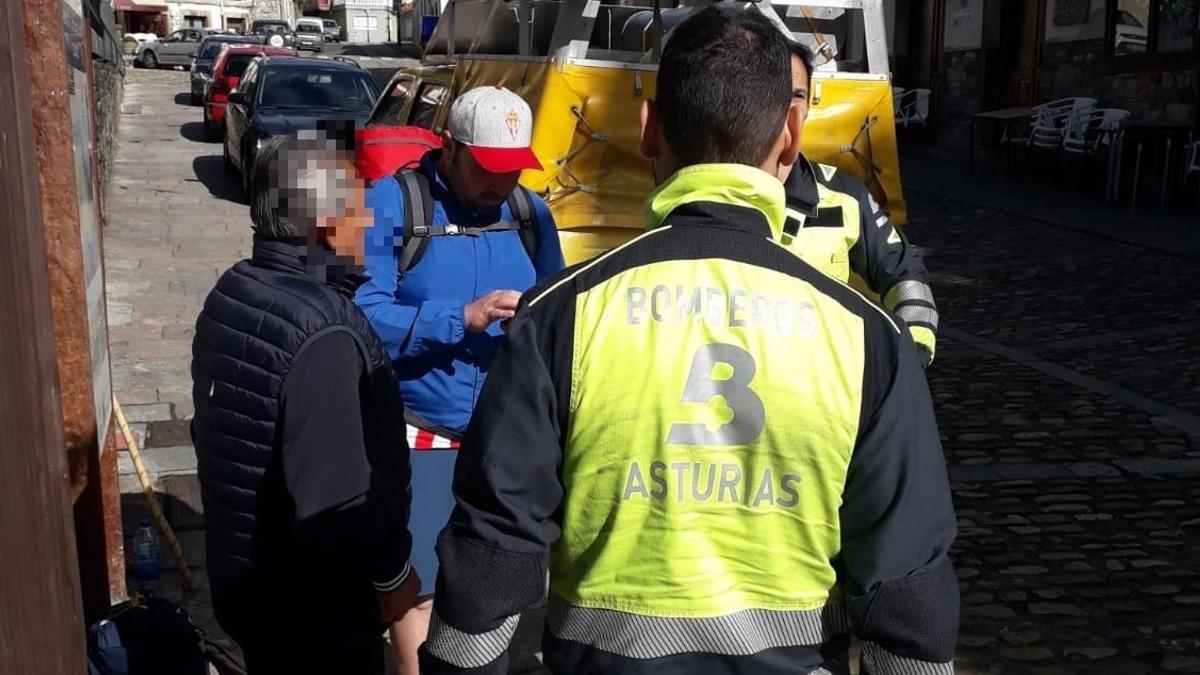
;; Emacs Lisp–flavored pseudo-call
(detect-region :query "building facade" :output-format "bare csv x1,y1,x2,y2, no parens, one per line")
166,0,256,32
892,0,1199,152
330,0,395,42
113,0,264,35
253,0,297,24
113,0,168,34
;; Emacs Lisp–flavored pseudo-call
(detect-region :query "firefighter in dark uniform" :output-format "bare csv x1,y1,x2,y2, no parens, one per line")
420,7,959,675
782,43,939,366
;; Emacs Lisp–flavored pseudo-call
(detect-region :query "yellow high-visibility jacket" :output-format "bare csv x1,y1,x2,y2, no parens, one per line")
420,165,959,675
782,158,938,364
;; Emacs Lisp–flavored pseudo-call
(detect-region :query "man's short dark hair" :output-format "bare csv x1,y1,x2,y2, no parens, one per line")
788,40,814,91
657,5,792,168
250,125,358,241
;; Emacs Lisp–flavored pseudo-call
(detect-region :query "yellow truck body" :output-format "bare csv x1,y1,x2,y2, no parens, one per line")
451,57,904,265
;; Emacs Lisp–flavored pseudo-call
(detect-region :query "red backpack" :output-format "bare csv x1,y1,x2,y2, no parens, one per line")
355,126,443,181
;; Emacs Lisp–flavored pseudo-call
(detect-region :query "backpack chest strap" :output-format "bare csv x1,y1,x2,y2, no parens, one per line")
396,169,541,277
415,220,523,237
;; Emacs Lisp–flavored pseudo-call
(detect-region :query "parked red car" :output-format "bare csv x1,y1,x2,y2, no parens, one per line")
204,44,296,140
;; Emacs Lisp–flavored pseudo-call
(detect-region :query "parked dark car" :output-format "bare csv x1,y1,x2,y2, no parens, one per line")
294,23,324,52
204,45,297,140
249,19,295,49
190,35,263,105
224,57,380,196
322,19,341,42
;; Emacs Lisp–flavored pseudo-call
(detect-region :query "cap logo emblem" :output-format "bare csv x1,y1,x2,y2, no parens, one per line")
505,109,521,141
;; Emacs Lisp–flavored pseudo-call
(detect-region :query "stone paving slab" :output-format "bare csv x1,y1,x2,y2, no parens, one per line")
117,445,199,477
915,200,1200,349
951,473,1200,674
906,188,1200,672
106,68,249,426
120,402,173,424
1045,336,1200,418
929,353,1198,468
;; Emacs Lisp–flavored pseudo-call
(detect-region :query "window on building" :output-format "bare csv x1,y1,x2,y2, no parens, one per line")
1111,0,1198,56
353,16,380,30
184,15,208,30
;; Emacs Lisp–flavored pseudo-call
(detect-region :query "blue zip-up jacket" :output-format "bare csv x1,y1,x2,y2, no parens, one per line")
356,155,565,433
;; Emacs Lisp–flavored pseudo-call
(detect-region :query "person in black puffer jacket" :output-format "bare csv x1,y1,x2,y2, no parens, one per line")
191,129,420,675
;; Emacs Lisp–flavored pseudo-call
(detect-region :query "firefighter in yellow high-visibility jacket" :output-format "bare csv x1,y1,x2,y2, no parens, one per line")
781,43,939,367
418,6,959,675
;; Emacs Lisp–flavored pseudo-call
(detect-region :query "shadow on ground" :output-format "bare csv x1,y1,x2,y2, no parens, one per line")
336,43,421,59
174,92,195,107
180,121,211,144
191,155,246,205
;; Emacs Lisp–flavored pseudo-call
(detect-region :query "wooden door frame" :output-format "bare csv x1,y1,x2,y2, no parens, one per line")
1030,0,1046,102
984,0,1046,108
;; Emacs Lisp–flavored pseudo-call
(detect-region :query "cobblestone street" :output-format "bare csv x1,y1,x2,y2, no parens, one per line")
105,67,1200,673
909,193,1200,673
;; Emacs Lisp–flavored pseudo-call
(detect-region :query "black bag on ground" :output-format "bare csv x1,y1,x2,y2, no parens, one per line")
87,596,245,675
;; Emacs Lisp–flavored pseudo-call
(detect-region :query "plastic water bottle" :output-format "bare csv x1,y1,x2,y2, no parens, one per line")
132,520,160,596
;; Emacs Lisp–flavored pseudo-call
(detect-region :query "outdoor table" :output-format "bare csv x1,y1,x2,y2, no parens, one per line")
1111,119,1195,212
970,106,1034,174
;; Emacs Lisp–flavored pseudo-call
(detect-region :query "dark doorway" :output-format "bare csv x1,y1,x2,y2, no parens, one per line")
993,0,1045,107
901,0,945,89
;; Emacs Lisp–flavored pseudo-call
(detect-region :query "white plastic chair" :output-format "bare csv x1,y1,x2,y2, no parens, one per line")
1033,97,1097,124
892,86,905,113
1063,108,1129,156
1023,97,1098,168
1182,140,1200,210
894,88,930,127
1003,98,1094,148
1181,140,1200,188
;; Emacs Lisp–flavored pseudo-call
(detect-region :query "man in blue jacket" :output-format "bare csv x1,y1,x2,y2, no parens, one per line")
355,84,564,673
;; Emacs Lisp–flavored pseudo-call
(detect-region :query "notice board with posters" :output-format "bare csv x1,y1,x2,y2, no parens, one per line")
1045,0,1106,42
943,0,985,51
63,0,113,449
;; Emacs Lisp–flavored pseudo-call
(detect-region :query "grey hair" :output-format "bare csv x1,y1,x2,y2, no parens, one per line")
249,131,358,241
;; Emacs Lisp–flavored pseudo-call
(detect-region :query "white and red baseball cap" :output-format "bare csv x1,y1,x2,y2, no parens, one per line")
447,85,543,174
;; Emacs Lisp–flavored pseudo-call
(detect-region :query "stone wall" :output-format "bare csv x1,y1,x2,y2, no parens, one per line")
1038,40,1198,124
927,40,1198,160
92,60,124,206
934,48,989,160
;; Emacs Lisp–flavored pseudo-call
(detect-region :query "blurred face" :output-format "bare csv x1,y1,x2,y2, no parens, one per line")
440,137,522,213
313,156,371,264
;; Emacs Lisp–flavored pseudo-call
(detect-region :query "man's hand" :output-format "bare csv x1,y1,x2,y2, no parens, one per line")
390,598,433,675
378,569,422,623
465,290,521,332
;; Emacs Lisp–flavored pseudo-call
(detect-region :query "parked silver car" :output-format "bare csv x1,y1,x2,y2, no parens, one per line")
293,23,324,52
322,19,341,43
135,28,220,69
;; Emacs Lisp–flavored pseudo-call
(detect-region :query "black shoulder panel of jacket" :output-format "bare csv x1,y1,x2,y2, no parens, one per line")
839,303,958,670
826,171,933,305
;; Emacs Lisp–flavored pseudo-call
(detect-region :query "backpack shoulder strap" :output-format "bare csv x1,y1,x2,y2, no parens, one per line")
505,186,540,263
395,170,435,276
